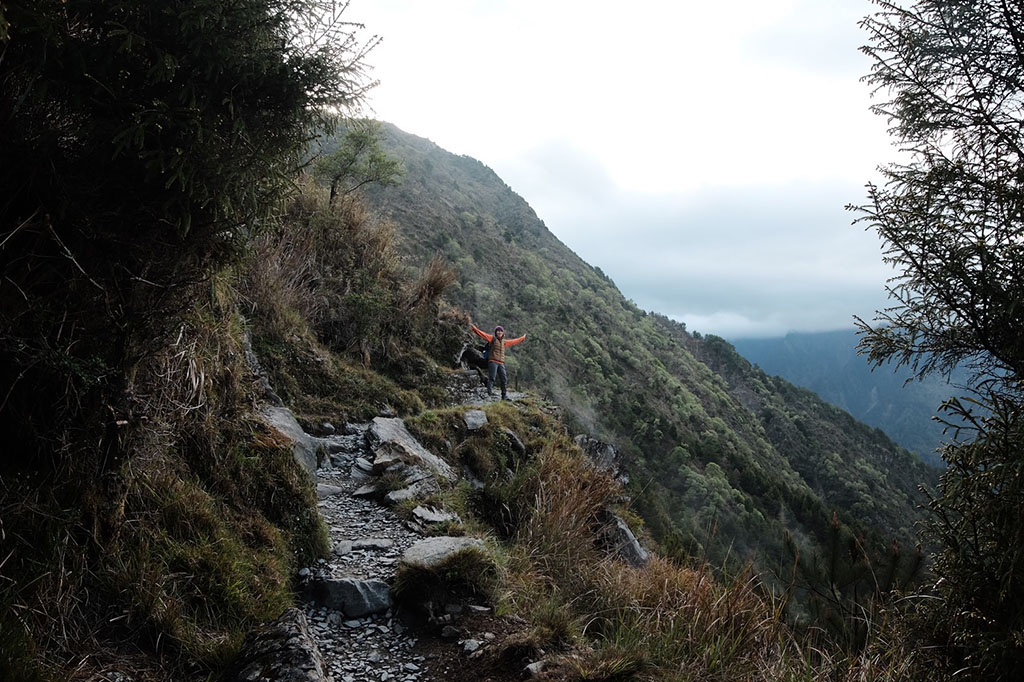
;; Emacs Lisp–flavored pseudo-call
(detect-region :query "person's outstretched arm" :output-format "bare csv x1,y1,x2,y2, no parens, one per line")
505,333,527,347
471,324,493,342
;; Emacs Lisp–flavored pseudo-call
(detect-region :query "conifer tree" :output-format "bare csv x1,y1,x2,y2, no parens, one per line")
856,1,1024,676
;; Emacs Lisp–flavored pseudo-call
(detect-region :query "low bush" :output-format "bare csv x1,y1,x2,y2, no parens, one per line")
392,543,501,607
0,287,328,681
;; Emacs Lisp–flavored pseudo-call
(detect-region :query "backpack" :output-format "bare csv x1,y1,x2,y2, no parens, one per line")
479,340,492,361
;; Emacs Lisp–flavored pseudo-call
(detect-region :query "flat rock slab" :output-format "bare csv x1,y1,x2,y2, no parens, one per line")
352,538,395,550
385,477,440,505
464,409,488,431
368,417,456,481
316,484,345,499
401,537,486,569
307,578,392,618
351,483,381,499
412,505,461,526
226,607,327,682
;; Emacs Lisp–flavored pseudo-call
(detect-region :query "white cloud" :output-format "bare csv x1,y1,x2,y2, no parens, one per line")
347,0,899,338
673,311,792,340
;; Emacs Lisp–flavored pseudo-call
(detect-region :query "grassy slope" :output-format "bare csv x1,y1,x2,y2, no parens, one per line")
0,282,327,682
360,122,935,571
0,184,456,682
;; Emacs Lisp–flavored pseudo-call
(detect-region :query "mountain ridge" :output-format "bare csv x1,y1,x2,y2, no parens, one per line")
359,121,937,573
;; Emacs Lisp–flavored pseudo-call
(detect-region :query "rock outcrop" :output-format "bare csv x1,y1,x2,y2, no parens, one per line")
227,608,327,682
464,409,488,431
368,417,457,482
575,434,629,485
602,513,649,567
262,405,320,475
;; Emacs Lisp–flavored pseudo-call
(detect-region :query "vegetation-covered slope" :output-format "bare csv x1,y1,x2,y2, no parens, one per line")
732,329,966,465
361,122,936,573
0,3,385,679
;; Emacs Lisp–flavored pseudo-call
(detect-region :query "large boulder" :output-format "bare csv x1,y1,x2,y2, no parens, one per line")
262,406,318,476
226,607,327,682
401,536,486,569
412,505,461,526
368,417,456,481
307,578,392,618
395,537,496,612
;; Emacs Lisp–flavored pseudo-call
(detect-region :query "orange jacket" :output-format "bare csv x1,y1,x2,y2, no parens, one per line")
472,325,525,364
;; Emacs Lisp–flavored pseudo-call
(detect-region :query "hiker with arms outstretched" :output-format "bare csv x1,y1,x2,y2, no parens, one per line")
471,323,526,400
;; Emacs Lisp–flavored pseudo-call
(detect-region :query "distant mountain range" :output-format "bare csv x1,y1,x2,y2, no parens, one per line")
731,330,967,467
358,122,938,573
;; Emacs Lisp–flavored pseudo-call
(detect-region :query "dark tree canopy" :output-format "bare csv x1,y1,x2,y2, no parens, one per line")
1,0,375,255
0,0,376,466
856,2,1024,677
856,0,1024,399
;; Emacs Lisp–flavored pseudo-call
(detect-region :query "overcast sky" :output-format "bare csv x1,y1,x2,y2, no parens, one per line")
347,0,899,338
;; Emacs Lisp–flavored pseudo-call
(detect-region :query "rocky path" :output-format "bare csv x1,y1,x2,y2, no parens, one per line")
299,424,430,682
233,368,553,682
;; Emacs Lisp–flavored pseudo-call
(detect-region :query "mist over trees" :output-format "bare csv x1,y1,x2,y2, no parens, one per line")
856,0,1024,676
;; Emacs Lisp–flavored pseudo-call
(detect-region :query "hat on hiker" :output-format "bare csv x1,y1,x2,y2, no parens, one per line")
494,326,504,333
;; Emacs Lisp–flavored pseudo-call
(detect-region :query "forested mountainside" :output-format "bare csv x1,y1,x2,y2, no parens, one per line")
359,122,937,573
732,330,969,466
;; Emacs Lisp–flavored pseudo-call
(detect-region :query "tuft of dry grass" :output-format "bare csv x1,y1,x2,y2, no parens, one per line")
491,437,820,681
240,178,405,362
485,428,943,681
407,256,457,317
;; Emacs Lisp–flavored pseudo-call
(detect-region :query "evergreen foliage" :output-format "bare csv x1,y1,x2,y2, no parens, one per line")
856,1,1024,676
314,119,405,205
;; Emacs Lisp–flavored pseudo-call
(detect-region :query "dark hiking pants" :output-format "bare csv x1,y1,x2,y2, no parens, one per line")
487,361,507,398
